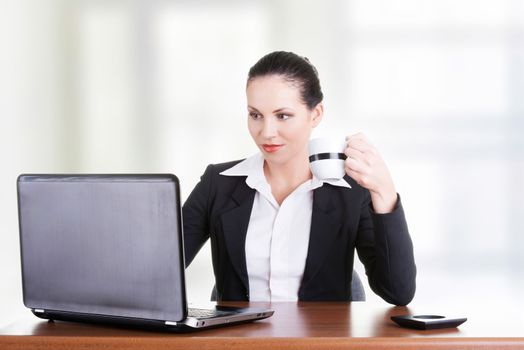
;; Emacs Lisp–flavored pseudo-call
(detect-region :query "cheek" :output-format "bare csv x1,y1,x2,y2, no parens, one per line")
247,118,258,139
286,118,312,141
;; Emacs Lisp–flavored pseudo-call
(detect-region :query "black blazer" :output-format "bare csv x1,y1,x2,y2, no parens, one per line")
183,160,416,305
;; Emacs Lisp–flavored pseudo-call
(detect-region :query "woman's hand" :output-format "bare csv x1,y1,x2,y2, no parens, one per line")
344,133,398,214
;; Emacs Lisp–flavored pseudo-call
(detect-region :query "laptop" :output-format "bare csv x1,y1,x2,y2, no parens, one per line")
17,174,273,331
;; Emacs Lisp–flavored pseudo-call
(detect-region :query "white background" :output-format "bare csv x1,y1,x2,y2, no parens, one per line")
1,0,523,327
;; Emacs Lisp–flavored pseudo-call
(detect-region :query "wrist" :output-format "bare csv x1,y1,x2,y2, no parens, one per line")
370,188,397,214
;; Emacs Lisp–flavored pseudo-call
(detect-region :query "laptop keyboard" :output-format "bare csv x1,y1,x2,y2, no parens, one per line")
187,308,233,319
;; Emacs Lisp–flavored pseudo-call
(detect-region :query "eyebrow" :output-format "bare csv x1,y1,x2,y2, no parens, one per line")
248,106,295,113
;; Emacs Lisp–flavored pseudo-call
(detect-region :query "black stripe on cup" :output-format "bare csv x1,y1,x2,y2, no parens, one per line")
309,152,347,163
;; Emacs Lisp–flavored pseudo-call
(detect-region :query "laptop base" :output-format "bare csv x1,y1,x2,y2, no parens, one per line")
32,306,274,332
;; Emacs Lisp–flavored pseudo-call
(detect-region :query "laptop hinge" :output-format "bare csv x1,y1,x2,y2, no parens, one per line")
165,321,177,326
34,309,45,313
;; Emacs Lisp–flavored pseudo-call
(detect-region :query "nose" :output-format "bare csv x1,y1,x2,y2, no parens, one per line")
261,118,278,139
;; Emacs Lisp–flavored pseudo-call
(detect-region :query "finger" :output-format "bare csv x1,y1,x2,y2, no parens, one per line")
345,166,359,179
345,157,368,174
347,133,375,148
346,132,367,142
345,147,365,162
345,167,370,188
345,132,364,140
347,138,377,155
346,144,380,170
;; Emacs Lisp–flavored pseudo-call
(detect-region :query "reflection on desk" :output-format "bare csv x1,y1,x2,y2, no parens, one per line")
1,301,523,349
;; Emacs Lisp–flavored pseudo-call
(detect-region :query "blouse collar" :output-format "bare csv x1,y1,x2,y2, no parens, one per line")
219,152,351,191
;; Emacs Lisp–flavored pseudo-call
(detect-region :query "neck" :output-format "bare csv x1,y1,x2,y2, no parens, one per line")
263,148,312,187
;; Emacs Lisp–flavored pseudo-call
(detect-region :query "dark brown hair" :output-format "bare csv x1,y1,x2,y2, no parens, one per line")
247,51,324,110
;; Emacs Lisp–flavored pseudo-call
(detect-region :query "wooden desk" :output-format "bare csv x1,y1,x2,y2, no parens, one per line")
1,301,523,349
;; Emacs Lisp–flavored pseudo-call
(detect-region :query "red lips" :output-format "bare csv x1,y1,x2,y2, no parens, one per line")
262,144,283,153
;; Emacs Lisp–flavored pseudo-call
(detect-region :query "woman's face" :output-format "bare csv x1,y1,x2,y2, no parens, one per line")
246,74,323,165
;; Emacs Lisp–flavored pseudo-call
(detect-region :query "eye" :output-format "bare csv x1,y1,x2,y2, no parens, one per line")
249,112,262,120
276,113,291,121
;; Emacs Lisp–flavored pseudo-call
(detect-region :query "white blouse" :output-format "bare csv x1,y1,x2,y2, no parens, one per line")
220,153,351,301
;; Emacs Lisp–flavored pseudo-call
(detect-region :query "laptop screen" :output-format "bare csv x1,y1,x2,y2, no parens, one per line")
17,175,187,322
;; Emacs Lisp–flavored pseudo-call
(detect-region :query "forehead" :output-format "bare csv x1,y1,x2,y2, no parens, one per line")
246,75,303,110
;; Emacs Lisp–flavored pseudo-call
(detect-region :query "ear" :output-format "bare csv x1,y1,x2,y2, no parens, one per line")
311,102,324,128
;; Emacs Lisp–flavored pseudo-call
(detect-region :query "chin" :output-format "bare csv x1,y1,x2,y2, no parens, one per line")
261,151,292,165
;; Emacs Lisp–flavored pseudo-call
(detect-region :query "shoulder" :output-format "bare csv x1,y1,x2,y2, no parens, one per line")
207,159,245,173
342,174,357,188
322,174,370,205
319,174,366,195
195,160,251,206
197,159,248,188
201,159,246,177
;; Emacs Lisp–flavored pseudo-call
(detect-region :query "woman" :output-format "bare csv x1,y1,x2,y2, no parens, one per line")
183,51,416,305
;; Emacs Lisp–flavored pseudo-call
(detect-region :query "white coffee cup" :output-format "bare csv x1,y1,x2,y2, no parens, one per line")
308,137,348,180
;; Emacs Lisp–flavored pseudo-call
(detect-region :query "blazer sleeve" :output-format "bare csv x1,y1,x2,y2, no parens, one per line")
182,164,214,267
355,192,417,306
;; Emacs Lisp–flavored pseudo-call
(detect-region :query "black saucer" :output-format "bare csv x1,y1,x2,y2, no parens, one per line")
391,314,467,330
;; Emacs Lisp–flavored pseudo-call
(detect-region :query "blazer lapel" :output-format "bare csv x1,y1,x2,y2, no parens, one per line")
300,185,342,289
220,179,256,292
